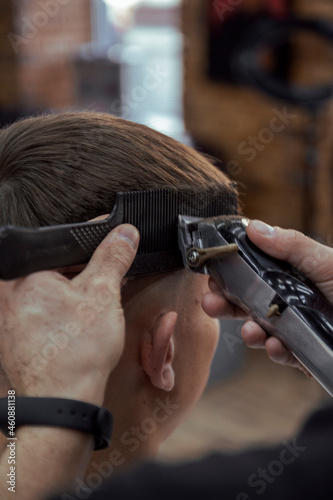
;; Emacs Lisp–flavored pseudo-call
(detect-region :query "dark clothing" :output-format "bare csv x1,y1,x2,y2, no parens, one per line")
50,405,333,500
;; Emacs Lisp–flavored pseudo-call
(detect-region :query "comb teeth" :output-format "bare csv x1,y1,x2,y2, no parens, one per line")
119,187,238,256
122,190,176,254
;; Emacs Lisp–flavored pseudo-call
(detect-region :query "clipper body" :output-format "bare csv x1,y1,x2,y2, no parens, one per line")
178,216,333,397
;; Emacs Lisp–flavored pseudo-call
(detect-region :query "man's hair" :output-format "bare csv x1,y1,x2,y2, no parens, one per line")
0,112,237,227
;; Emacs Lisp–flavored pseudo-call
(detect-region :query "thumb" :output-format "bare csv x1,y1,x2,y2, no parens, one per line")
247,220,333,283
76,224,140,286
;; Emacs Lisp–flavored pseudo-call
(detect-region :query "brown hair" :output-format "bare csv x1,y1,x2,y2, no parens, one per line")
0,112,237,227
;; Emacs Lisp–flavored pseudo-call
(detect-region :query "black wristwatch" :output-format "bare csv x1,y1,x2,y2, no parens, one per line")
0,397,113,450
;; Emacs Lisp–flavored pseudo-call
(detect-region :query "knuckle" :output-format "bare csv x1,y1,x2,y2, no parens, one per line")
89,275,108,289
280,228,301,248
279,228,307,262
89,274,119,298
286,228,300,242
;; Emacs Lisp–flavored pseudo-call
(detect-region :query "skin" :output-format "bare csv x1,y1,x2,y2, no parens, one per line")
0,220,332,499
94,271,220,468
59,217,221,470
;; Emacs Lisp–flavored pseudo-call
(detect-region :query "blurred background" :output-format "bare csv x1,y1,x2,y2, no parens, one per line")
1,0,333,460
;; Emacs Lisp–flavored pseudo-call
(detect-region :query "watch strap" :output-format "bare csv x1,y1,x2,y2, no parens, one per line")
0,397,113,450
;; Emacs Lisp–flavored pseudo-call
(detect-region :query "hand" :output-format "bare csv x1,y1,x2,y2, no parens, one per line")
202,220,333,375
0,223,139,405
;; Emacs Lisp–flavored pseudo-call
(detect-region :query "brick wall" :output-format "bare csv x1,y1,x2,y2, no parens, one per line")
1,0,91,112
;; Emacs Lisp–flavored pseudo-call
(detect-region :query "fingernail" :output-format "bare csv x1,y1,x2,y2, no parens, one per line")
251,220,274,236
116,225,139,250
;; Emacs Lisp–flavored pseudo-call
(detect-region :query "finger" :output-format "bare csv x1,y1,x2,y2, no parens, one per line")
74,224,140,288
266,338,312,379
207,277,223,294
265,337,313,377
242,321,303,365
204,277,248,318
265,336,300,368
247,220,333,282
241,320,267,348
202,291,248,319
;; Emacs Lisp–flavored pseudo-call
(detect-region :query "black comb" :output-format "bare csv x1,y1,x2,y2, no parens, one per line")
0,187,238,280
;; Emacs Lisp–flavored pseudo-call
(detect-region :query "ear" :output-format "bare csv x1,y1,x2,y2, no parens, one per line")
140,311,177,392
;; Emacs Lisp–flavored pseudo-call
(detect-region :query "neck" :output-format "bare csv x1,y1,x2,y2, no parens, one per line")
85,419,161,481
85,380,167,481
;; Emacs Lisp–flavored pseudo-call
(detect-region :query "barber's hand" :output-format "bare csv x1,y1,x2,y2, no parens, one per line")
202,220,333,374
0,223,139,406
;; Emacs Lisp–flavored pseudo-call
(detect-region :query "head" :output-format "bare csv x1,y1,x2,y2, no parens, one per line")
0,112,238,464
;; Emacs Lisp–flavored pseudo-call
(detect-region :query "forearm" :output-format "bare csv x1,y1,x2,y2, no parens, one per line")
0,426,93,500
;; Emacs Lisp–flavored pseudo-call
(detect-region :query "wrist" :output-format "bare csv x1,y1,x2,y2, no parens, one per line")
17,374,108,407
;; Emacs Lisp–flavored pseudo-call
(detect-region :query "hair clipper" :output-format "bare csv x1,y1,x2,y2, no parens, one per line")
1,185,333,397
178,215,333,397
